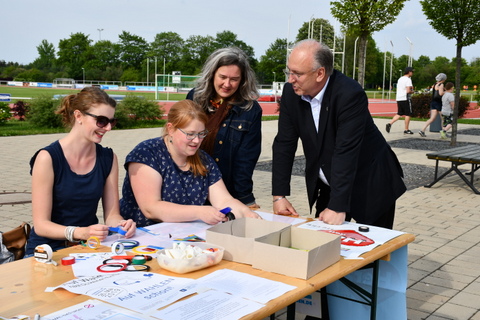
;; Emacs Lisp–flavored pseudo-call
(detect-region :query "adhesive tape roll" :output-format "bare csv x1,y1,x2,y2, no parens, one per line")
34,244,53,264
111,241,125,254
359,226,370,232
87,236,101,249
61,256,76,265
132,255,147,265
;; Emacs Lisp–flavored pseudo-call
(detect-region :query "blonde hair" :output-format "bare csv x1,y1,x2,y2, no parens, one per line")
163,100,209,176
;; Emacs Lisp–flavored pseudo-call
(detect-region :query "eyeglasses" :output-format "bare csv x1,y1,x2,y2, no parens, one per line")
84,112,117,128
283,68,319,79
177,128,208,140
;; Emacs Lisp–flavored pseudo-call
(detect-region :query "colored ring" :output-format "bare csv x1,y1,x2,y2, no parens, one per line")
131,245,159,254
87,236,101,249
132,256,147,265
97,263,127,273
103,258,131,265
116,240,139,249
61,256,75,265
124,264,151,272
111,241,125,254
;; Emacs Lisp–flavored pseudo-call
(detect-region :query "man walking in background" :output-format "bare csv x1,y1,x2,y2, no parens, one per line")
386,67,414,134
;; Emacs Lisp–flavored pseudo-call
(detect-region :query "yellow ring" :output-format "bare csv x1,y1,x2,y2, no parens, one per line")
131,245,158,254
87,236,100,249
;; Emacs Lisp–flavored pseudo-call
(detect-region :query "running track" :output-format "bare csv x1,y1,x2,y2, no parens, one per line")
159,99,480,119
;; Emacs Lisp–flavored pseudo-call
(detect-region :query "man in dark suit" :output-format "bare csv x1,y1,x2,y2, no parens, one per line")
272,39,406,229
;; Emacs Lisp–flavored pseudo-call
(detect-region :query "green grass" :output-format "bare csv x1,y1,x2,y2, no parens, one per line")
1,117,279,136
0,120,69,136
0,86,187,101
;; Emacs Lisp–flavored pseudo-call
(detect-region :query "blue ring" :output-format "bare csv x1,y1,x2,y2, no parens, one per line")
117,239,140,249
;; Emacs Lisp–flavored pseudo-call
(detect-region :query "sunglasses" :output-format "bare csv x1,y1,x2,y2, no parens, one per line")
84,112,117,128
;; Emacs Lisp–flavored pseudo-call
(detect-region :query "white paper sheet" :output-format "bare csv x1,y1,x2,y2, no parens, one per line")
46,273,197,313
153,290,264,320
42,299,154,320
194,269,296,304
256,211,307,225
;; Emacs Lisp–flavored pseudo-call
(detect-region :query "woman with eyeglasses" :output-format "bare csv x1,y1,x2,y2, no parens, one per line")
186,47,262,210
25,87,136,256
119,99,261,227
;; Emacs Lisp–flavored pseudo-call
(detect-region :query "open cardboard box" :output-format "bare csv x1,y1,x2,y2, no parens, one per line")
253,226,341,279
205,218,290,265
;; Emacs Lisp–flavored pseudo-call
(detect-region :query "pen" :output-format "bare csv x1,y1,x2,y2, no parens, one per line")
220,207,232,214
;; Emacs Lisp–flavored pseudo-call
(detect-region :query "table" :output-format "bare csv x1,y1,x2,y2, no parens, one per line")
0,233,414,320
425,144,480,194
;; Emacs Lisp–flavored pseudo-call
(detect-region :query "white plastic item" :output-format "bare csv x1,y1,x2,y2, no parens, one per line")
157,242,224,274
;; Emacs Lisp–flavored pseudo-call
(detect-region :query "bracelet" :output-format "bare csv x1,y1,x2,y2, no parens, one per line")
273,196,286,203
64,226,77,242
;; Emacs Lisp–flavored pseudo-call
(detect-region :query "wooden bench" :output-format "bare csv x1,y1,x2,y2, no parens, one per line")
425,144,480,194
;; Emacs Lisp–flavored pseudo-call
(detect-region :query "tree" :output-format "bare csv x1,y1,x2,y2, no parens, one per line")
150,32,185,74
257,38,289,84
296,18,336,49
213,31,257,69
331,0,407,88
179,35,215,74
85,40,121,80
421,0,480,145
118,31,149,70
57,33,92,79
32,40,56,71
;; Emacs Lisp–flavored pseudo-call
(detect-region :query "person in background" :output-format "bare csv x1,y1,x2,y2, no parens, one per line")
419,73,447,137
186,47,262,210
440,82,455,139
386,67,414,134
26,87,136,256
120,100,261,227
272,39,406,229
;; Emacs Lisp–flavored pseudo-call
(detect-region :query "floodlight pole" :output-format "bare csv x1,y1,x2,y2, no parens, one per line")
146,58,149,86
389,41,394,100
406,37,413,67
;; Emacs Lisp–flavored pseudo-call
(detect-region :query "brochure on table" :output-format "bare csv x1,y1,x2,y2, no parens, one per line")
45,269,295,319
297,221,405,259
41,299,155,320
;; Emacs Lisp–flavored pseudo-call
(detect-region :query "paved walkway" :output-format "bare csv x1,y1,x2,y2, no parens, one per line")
1,118,479,319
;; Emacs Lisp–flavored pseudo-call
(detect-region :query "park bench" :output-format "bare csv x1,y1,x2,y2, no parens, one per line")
425,144,480,194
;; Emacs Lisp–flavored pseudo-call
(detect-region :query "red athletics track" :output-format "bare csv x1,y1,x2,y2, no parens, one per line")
158,99,480,119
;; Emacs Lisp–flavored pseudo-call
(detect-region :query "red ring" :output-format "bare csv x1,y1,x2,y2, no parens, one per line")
97,263,127,273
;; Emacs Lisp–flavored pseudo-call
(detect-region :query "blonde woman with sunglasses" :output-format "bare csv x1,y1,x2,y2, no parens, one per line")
26,87,136,256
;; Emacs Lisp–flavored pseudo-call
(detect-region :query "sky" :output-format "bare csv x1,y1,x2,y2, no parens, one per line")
1,0,479,67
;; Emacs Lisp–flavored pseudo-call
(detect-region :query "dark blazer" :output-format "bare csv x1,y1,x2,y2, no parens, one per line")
272,70,406,224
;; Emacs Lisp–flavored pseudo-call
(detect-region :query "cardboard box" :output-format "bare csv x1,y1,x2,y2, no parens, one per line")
253,226,341,279
205,218,290,265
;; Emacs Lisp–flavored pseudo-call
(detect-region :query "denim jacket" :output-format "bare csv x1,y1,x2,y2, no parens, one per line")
187,89,262,204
